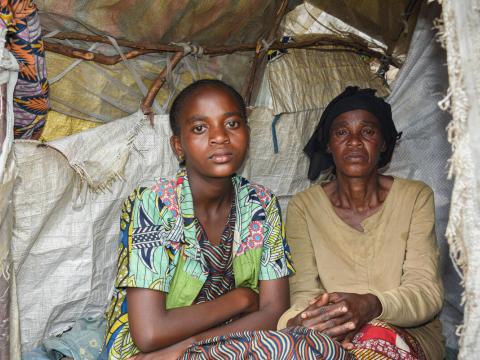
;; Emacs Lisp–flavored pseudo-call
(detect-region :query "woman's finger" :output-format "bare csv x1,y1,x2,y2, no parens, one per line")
302,302,348,323
321,320,356,338
340,331,356,350
305,313,352,332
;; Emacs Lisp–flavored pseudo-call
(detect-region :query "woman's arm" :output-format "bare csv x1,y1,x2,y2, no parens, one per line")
277,196,326,329
370,185,444,327
127,286,259,353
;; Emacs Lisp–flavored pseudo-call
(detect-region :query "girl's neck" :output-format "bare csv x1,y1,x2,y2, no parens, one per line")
187,170,234,213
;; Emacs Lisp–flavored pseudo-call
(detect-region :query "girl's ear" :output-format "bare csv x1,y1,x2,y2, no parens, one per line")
170,135,184,162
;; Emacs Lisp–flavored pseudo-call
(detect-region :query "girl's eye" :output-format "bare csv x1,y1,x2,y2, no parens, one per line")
226,120,240,129
192,125,206,133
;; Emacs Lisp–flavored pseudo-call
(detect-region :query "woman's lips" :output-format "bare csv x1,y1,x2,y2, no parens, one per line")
344,152,367,161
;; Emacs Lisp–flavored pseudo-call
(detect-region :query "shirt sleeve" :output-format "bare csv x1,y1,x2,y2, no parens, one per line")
370,185,444,327
115,187,177,293
277,196,326,329
258,195,295,281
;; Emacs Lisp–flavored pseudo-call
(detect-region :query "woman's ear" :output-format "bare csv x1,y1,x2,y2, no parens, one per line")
381,140,387,152
170,135,184,162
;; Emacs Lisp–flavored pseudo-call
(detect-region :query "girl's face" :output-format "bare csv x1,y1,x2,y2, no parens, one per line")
170,86,250,179
328,109,385,178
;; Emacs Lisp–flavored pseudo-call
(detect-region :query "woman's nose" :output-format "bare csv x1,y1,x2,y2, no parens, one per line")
347,133,363,147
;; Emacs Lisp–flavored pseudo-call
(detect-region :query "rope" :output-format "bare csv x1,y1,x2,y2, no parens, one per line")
107,35,162,114
256,38,275,54
170,42,204,56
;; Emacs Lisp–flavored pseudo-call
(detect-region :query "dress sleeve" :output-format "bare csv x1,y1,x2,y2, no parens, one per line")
370,185,444,327
258,195,295,281
277,196,326,329
115,187,177,293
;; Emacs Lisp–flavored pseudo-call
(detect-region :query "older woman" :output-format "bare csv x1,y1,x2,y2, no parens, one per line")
278,87,444,359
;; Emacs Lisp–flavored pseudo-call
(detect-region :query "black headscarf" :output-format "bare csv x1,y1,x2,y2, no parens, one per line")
304,86,401,180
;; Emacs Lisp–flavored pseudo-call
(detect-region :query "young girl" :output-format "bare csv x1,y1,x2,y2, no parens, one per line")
103,80,349,360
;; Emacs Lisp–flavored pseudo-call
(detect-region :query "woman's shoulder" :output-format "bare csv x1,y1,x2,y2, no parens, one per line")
288,183,324,207
391,176,434,197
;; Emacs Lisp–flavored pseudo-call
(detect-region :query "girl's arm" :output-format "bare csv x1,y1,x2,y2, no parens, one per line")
127,285,258,353
194,277,289,338
132,277,289,359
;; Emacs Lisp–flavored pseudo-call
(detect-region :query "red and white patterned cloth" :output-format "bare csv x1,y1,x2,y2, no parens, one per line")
351,320,426,360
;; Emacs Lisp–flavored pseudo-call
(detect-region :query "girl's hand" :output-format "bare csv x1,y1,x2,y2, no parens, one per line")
301,292,381,341
129,337,195,360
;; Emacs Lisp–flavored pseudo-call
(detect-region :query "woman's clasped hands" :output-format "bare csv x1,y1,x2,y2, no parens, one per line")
289,292,382,350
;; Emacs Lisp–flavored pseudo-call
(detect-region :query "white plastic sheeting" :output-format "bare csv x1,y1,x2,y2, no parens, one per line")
386,1,460,352
0,36,20,360
439,0,480,357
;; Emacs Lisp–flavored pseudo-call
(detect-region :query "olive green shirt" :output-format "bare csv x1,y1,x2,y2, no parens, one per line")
278,177,444,360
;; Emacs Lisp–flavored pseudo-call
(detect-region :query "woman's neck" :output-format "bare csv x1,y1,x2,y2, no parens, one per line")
333,172,383,213
187,170,234,214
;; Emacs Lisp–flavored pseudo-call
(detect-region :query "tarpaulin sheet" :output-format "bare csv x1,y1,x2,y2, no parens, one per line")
37,0,285,47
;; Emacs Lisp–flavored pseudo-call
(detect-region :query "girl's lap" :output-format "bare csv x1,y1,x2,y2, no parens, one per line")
180,321,425,360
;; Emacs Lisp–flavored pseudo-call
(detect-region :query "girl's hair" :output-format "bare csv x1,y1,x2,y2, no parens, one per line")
169,79,247,136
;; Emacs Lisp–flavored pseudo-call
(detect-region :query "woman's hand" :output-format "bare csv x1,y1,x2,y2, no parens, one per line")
299,292,382,342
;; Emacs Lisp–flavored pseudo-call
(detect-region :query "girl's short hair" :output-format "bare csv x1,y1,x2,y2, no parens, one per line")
169,79,247,136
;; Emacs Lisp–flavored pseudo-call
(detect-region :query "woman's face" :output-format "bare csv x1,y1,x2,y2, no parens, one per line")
170,86,250,179
328,109,385,178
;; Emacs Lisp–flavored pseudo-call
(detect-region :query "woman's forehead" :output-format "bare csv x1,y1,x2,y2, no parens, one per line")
331,109,381,126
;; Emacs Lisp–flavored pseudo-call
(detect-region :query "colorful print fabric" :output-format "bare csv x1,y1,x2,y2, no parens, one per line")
104,169,294,359
181,327,352,360
351,320,426,359
0,0,49,139
194,198,236,304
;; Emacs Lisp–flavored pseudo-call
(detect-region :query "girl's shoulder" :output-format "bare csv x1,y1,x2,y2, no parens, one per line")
238,176,276,208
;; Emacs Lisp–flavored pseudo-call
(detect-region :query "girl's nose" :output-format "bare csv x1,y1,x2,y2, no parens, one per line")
209,125,229,144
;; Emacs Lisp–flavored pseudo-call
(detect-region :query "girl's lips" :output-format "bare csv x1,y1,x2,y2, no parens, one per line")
209,152,233,164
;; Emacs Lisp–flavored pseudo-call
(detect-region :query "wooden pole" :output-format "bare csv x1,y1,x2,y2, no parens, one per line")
140,51,185,126
44,33,399,67
243,0,290,106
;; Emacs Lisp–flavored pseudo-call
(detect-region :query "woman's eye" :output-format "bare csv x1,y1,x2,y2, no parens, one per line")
335,129,348,136
226,120,240,129
362,128,375,136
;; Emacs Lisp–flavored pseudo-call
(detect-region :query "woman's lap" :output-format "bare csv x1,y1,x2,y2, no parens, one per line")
350,320,426,360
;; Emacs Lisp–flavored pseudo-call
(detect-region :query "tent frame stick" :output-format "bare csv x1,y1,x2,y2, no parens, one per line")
243,0,290,106
43,33,399,67
140,51,185,124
